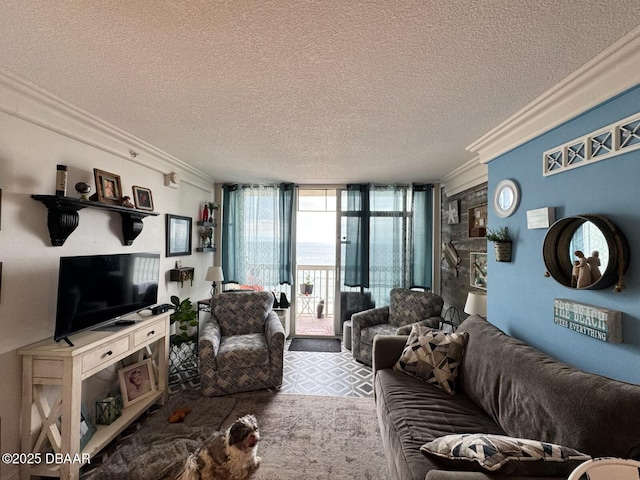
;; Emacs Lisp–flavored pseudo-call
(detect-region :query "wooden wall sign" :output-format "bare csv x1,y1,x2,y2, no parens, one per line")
553,298,622,343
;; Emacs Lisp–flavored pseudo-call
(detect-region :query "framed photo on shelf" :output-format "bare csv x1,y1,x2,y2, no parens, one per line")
118,359,157,408
79,402,96,450
470,252,488,290
93,169,123,205
166,214,192,257
132,185,154,211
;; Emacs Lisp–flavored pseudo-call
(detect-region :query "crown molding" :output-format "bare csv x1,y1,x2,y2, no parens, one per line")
441,156,488,196
467,26,640,164
0,67,214,192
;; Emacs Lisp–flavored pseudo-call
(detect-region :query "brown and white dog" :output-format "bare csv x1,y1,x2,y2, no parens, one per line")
176,414,261,480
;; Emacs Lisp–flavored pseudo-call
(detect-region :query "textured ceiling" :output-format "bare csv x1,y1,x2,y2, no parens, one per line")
1,1,639,184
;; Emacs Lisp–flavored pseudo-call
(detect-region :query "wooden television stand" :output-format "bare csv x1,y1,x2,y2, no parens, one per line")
19,312,170,480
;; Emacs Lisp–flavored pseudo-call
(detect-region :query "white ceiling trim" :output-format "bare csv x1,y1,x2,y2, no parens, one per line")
466,25,640,164
441,156,488,197
0,67,215,192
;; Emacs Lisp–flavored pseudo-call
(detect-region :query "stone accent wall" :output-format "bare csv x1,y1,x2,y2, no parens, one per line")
440,183,488,322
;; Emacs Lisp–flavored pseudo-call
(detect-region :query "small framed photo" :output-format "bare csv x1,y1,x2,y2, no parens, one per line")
166,214,192,257
132,185,154,211
93,168,123,205
118,359,156,408
470,252,488,290
80,402,97,451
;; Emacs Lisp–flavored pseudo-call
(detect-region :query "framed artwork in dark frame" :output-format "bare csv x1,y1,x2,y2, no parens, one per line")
132,185,154,211
166,214,192,257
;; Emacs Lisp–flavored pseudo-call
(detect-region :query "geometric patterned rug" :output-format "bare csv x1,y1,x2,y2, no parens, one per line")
81,339,373,478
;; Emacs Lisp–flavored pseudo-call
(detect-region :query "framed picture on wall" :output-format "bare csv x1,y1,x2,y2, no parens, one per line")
470,252,487,290
468,204,488,238
166,214,192,257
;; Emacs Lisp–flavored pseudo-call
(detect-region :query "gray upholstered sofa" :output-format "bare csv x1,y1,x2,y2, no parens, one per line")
373,315,640,480
352,288,444,366
199,291,285,396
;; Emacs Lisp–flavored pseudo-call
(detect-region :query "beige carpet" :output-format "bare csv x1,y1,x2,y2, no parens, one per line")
228,392,388,479
85,390,388,480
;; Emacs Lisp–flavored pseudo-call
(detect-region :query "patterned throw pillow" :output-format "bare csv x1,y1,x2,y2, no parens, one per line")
393,325,468,394
421,434,591,473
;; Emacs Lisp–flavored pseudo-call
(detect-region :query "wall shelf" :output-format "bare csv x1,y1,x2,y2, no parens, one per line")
196,247,217,253
32,195,159,246
196,220,216,252
170,267,195,287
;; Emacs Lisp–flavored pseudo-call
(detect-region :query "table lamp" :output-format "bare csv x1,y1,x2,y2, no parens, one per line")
205,266,224,296
464,291,487,318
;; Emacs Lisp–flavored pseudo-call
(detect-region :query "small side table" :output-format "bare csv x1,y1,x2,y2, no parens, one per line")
343,320,352,351
169,299,210,386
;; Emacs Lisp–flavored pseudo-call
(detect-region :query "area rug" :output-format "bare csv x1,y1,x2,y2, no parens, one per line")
84,390,237,480
288,337,342,352
86,390,388,480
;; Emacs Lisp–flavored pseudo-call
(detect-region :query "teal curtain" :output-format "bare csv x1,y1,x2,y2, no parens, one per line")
344,184,370,288
278,183,294,285
221,184,295,287
342,184,434,304
411,184,433,290
221,184,239,283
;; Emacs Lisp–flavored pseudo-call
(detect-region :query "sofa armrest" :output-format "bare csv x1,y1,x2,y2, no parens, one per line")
265,311,285,348
426,471,561,480
372,335,408,373
395,316,443,335
199,318,222,369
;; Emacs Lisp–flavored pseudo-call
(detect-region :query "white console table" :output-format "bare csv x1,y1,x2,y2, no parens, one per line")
19,312,170,480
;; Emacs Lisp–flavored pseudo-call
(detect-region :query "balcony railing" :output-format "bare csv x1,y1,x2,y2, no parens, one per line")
296,264,335,317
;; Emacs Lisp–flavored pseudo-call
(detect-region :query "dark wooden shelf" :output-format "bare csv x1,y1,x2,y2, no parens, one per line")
196,220,217,228
169,267,195,287
195,247,217,253
32,194,159,246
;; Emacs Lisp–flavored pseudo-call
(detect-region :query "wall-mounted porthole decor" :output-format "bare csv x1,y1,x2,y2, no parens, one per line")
493,179,520,218
542,214,629,292
543,112,640,176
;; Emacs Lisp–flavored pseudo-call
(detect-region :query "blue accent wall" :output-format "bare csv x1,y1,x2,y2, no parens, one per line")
487,84,640,384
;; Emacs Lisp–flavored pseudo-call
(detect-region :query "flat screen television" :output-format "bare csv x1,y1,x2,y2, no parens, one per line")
55,252,160,345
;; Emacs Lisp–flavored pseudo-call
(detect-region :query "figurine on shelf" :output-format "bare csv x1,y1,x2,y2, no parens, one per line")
75,182,91,201
200,227,213,248
208,201,219,222
121,196,134,208
202,203,209,222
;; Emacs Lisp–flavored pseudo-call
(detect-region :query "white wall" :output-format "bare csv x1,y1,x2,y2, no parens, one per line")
0,72,215,479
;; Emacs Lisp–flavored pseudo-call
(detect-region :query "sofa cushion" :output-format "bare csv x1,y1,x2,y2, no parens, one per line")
362,323,397,346
375,368,506,480
217,333,269,370
457,315,640,459
394,326,468,394
421,433,590,476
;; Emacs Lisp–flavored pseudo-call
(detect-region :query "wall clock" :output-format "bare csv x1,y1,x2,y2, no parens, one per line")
493,179,520,218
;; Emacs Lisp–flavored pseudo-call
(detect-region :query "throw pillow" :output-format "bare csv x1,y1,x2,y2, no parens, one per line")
393,325,468,394
421,433,591,476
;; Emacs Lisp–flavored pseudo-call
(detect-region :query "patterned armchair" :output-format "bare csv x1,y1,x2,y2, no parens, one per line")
199,291,285,396
351,288,444,366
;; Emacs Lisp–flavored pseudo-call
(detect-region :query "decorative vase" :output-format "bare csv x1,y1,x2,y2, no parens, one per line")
494,241,513,262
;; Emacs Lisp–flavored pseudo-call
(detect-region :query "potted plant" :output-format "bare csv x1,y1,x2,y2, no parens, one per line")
486,226,512,262
169,295,198,342
300,273,314,295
